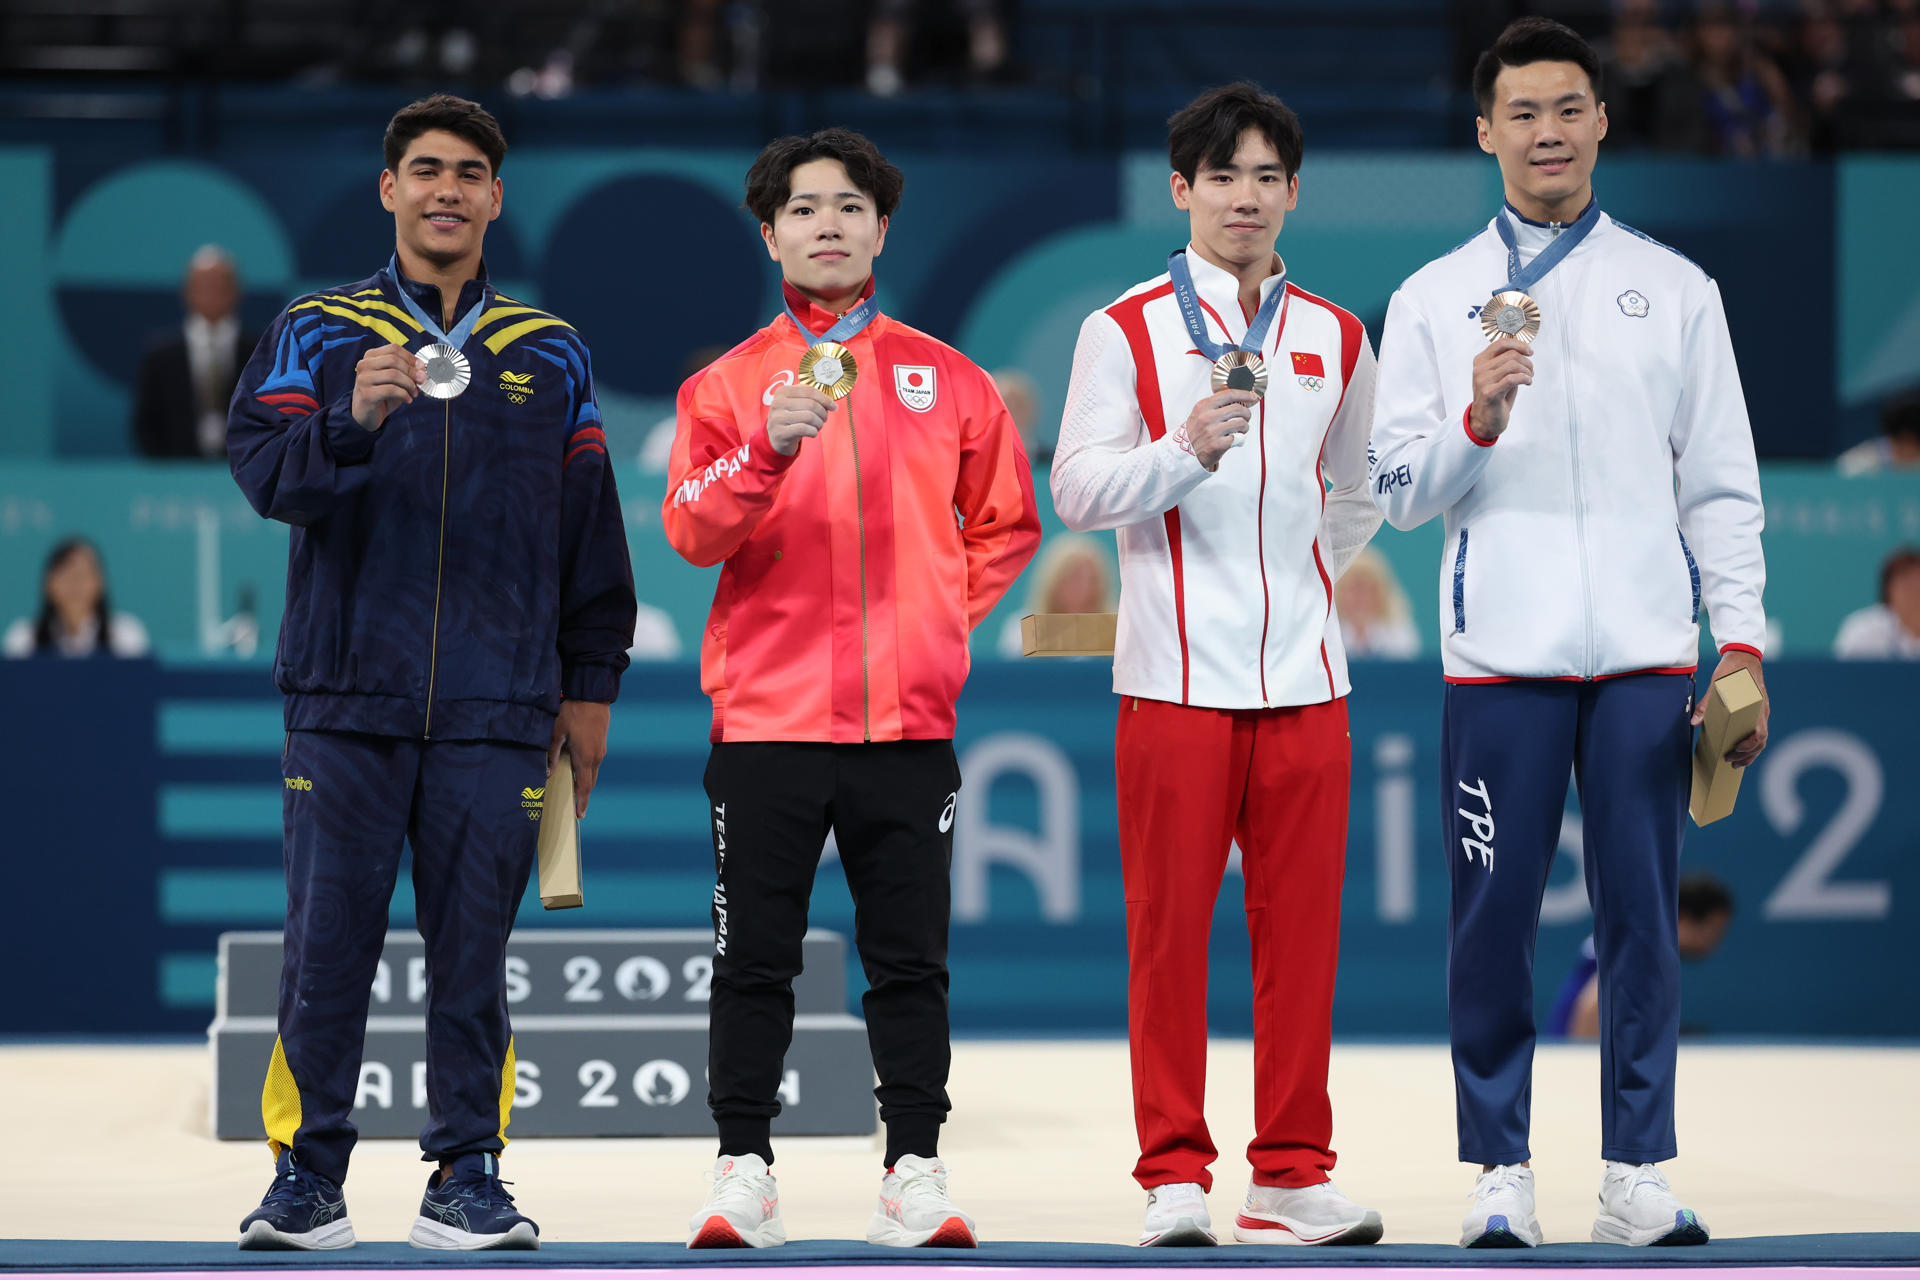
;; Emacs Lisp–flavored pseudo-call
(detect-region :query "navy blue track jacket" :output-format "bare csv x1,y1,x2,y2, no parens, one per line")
228,261,636,748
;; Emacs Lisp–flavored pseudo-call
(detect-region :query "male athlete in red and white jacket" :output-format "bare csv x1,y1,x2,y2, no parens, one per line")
1052,83,1384,1248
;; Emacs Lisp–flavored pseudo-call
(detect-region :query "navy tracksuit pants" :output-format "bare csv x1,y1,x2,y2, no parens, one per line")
265,729,544,1183
1440,673,1692,1166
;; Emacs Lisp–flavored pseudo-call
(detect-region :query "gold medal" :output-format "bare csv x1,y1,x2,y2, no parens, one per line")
1209,350,1269,399
1480,290,1542,344
797,341,858,400
417,343,471,399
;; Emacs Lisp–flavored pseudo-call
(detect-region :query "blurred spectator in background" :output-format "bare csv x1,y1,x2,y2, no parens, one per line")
1597,0,1707,149
867,0,1008,96
627,602,683,660
1335,548,1421,659
991,368,1046,463
1692,5,1803,155
997,533,1115,657
1834,545,1920,658
1549,871,1735,1039
1836,389,1920,475
3,536,149,659
133,246,258,460
642,345,731,474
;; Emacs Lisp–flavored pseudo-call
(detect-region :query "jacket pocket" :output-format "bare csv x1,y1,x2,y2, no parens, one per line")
1677,526,1700,623
1452,527,1469,634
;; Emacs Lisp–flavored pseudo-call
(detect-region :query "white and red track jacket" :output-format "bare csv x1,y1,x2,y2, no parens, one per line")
1052,247,1381,709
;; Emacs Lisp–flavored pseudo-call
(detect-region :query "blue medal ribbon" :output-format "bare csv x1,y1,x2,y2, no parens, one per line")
785,288,881,347
1494,199,1600,295
1167,249,1287,362
385,255,489,350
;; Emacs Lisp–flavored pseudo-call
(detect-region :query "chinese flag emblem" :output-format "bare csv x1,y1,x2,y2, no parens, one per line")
1290,351,1325,377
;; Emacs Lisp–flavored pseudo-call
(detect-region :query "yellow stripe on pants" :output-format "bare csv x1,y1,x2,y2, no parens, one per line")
261,1036,302,1157
497,1037,516,1146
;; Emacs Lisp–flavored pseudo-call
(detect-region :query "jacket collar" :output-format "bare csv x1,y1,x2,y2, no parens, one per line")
388,255,493,330
781,275,879,341
1179,243,1287,335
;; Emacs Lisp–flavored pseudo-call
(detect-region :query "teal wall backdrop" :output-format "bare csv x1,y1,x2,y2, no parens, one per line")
4,144,1918,463
0,463,1913,663
5,658,1914,1038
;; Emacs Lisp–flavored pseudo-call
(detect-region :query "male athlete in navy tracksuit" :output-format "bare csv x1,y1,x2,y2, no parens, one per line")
226,95,635,1252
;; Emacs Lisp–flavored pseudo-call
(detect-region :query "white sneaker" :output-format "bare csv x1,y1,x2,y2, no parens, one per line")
1460,1164,1544,1247
1233,1180,1384,1246
686,1154,785,1249
1138,1182,1216,1246
866,1154,978,1247
1592,1161,1710,1246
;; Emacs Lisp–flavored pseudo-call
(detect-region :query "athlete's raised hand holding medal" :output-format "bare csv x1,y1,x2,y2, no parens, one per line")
350,344,428,431
1468,200,1599,441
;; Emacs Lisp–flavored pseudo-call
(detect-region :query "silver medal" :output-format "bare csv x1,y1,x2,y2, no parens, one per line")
417,343,471,399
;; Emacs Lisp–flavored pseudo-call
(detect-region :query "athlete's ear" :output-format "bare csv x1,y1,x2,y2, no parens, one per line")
1595,101,1609,144
760,221,779,264
1475,116,1495,156
1285,172,1299,213
379,168,397,213
872,214,888,259
489,176,503,223
1169,171,1193,211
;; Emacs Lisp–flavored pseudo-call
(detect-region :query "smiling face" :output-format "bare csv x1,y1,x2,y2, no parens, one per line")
1478,60,1607,222
380,128,502,272
1170,126,1298,274
761,158,888,307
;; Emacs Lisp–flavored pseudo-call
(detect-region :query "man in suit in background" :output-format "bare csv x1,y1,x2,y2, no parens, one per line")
132,245,258,459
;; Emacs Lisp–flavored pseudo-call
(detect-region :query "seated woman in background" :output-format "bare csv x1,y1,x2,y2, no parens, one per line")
996,532,1115,658
3,536,150,659
1334,547,1421,659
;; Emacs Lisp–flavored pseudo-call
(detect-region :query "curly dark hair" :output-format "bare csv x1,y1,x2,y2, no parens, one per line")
743,129,904,225
383,94,507,176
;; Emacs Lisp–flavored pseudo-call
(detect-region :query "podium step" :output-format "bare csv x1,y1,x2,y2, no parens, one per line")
217,928,849,1019
210,1014,877,1139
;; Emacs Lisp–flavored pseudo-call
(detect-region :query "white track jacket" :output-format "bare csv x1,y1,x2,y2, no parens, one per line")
1053,247,1380,708
1370,207,1766,681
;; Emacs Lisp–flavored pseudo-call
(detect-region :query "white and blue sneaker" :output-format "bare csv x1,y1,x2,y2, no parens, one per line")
1461,1164,1544,1248
1592,1161,1709,1246
238,1150,355,1250
1138,1182,1216,1246
409,1153,540,1250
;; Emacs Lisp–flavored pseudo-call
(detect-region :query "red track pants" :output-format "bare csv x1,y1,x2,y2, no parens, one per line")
1115,694,1351,1192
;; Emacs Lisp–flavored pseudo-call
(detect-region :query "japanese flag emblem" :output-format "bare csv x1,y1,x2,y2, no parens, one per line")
895,364,936,412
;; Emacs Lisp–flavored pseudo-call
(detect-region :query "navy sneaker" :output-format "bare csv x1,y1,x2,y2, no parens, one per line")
410,1153,540,1250
238,1150,355,1250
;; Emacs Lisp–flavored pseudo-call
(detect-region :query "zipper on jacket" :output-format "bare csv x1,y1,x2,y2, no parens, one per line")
423,397,450,738
1254,397,1271,705
846,394,872,741
1556,274,1597,678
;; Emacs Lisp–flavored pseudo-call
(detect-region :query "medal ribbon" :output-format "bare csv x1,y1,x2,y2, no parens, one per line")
785,290,881,347
1167,249,1288,363
1494,200,1601,295
386,255,489,350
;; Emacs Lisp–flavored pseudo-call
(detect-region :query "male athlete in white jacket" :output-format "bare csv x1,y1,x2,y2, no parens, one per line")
1370,17,1769,1249
1054,82,1383,1248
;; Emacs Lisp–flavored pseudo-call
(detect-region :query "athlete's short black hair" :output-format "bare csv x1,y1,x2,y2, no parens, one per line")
1167,82,1304,184
384,94,507,177
744,129,905,225
1678,872,1735,922
1473,17,1605,118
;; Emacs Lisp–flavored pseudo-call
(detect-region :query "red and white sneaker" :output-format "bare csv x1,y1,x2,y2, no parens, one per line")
686,1154,785,1249
866,1154,978,1247
1232,1180,1384,1246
